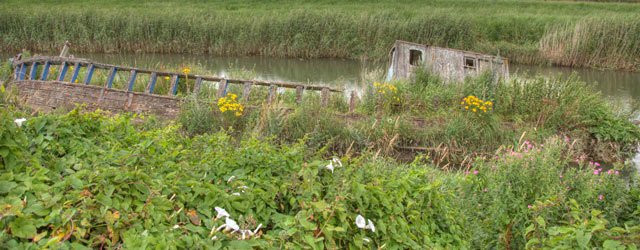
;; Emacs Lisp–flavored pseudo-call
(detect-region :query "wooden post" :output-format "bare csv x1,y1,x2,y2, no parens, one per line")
295,85,304,104
59,41,70,57
148,72,157,94
83,64,95,85
267,84,276,104
194,77,203,94
320,87,330,107
170,74,179,95
106,67,117,88
70,63,81,83
40,61,51,80
29,62,38,80
216,78,228,98
242,81,252,103
57,62,69,81
349,90,357,113
127,70,137,92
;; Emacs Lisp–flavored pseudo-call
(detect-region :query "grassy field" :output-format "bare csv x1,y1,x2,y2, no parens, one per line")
1,0,639,70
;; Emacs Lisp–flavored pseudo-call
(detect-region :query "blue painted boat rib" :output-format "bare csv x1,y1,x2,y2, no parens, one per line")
40,61,51,80
29,62,38,80
106,67,117,88
58,62,69,81
84,64,95,84
19,63,27,80
171,75,179,95
70,63,81,83
127,70,137,92
148,72,157,94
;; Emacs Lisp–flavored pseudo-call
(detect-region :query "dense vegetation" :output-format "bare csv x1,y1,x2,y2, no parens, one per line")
1,0,639,71
2,55,640,248
0,91,639,249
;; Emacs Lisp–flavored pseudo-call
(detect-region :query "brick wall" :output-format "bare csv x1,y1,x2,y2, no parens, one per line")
11,80,182,118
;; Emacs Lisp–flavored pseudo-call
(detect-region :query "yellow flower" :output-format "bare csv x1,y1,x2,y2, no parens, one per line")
182,67,191,75
472,108,477,112
164,76,170,80
465,106,469,110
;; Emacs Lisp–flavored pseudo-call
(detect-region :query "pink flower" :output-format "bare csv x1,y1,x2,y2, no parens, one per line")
527,205,533,209
598,194,604,201
594,162,601,167
615,170,620,175
593,170,600,175
559,175,563,179
607,169,614,175
473,170,479,175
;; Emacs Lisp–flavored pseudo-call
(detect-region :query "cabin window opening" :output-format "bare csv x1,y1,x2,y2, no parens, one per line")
464,56,476,69
409,49,422,66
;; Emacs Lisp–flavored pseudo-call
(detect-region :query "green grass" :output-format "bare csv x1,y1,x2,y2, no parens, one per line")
1,0,639,70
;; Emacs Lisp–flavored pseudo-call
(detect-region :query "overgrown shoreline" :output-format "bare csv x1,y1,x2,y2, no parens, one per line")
1,88,640,248
1,0,639,71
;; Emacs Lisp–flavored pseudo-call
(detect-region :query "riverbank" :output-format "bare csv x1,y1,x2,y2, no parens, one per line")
1,0,639,71
1,88,640,248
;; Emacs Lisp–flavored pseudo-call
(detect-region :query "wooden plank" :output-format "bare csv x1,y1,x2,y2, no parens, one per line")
106,67,117,88
83,64,95,85
295,85,304,104
216,79,228,98
29,62,38,80
194,77,203,94
320,87,330,107
170,74,179,95
57,62,69,81
40,61,51,80
242,81,252,102
148,72,157,94
70,63,81,83
267,84,276,104
127,70,137,92
349,91,357,113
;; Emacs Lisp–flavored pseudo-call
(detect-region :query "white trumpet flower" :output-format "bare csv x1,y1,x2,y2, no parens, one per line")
215,207,230,219
227,176,236,183
366,219,376,232
225,217,239,232
355,214,366,229
325,161,335,173
14,118,26,127
332,157,342,167
355,214,375,232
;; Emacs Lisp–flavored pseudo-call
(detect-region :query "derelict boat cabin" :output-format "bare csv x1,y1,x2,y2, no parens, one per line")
386,40,509,83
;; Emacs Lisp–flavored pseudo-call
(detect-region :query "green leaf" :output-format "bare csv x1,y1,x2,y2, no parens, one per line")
603,240,623,250
575,230,592,249
0,181,17,194
9,217,37,239
535,216,546,229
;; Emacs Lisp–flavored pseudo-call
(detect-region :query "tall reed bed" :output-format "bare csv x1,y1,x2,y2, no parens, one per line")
1,1,639,70
539,17,640,70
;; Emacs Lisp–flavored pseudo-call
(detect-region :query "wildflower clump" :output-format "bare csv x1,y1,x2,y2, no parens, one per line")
373,82,402,111
217,93,244,117
461,95,493,113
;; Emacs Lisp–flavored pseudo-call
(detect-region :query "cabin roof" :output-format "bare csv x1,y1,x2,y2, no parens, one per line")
391,40,507,62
